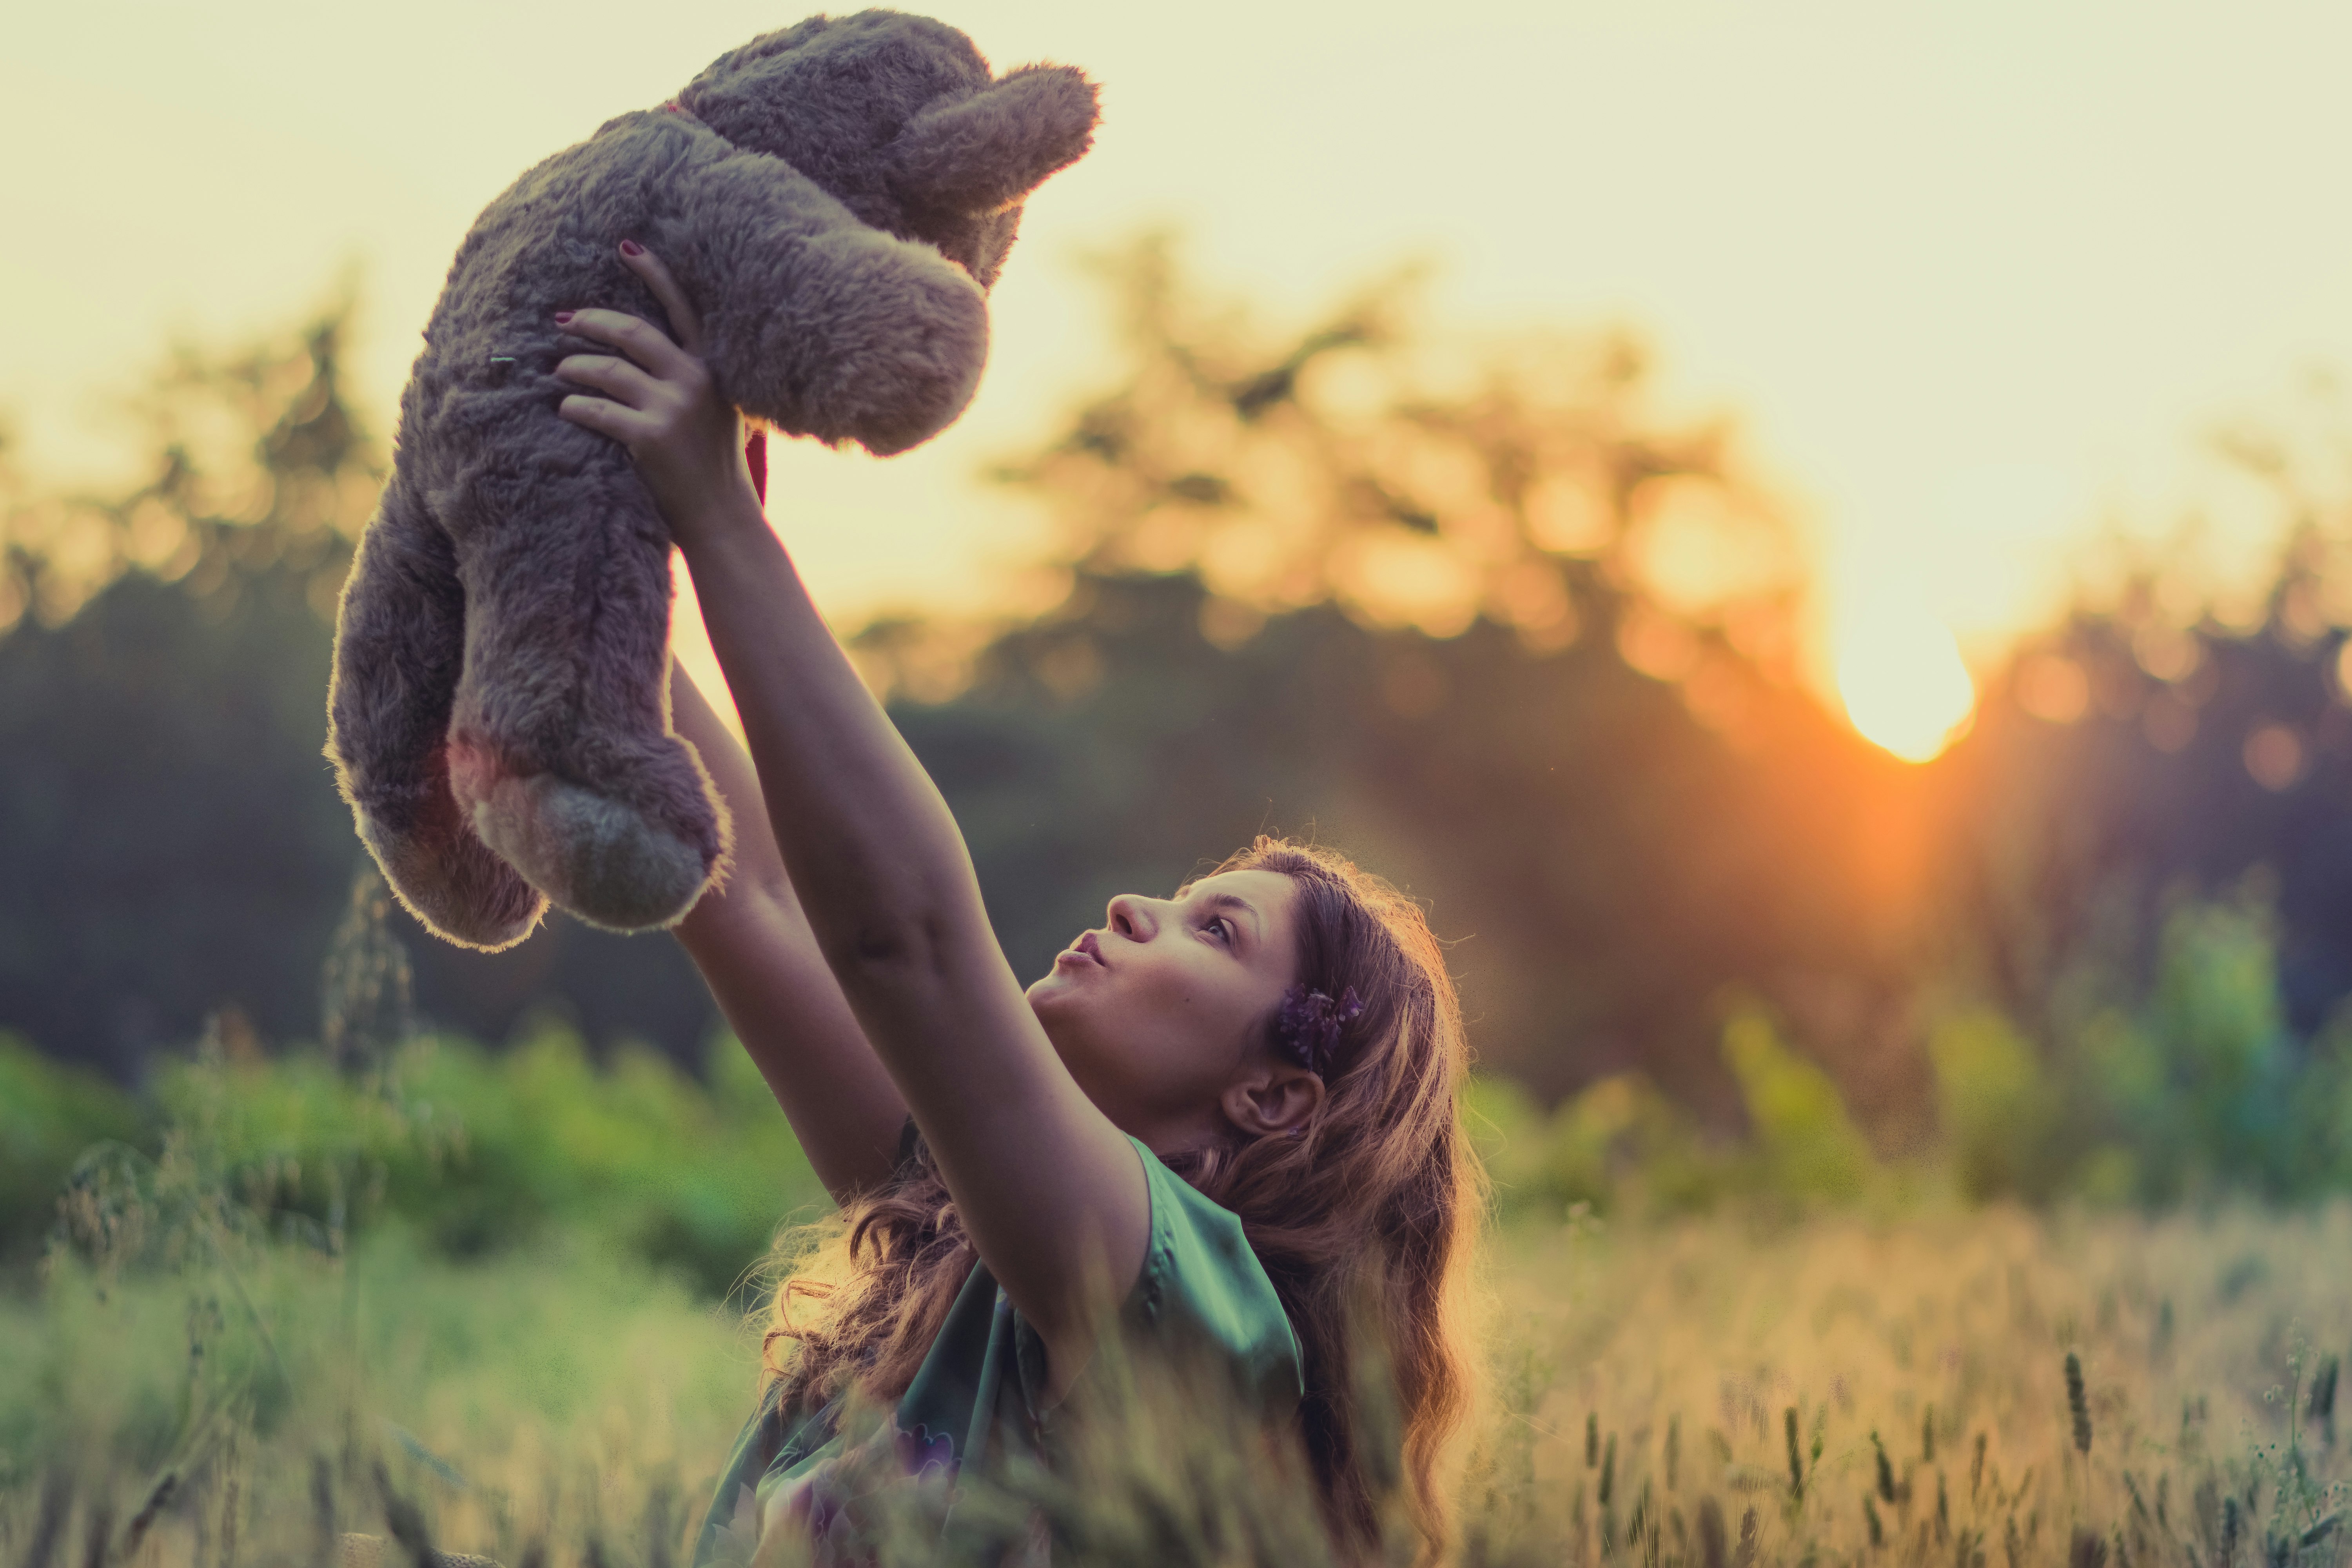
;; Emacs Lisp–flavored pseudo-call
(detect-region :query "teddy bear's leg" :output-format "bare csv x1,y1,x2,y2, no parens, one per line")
444,463,728,934
327,477,547,950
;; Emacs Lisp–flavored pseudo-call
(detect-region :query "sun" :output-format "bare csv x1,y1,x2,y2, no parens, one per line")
1835,602,1977,762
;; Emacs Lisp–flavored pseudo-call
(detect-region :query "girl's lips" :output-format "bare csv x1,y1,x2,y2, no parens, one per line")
1053,933,1106,970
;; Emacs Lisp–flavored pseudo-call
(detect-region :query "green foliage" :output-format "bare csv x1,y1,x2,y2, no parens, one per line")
0,1033,149,1262
0,1024,825,1301
1938,888,2352,1213
1917,883,2352,1208
1929,1010,2061,1203
1468,1009,1887,1222
139,1025,828,1296
17,877,2352,1298
1466,1072,1723,1220
1721,1010,1876,1204
2016,887,2352,1207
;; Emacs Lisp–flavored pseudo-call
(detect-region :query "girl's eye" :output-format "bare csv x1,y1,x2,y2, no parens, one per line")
1205,917,1232,944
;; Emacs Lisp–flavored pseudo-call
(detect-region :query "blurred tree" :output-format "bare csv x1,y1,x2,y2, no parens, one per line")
0,310,373,1073
1938,385,2352,1046
0,312,370,637
988,236,1809,665
0,301,720,1071
1916,380,2352,1194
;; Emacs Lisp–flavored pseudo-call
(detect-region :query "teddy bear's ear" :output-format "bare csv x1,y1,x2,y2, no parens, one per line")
887,64,1100,219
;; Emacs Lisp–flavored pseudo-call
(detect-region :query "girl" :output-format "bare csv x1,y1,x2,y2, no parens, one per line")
552,242,1479,1564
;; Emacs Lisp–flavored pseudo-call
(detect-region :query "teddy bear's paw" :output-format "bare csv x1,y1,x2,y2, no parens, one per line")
468,772,712,932
831,258,989,457
732,229,990,459
361,810,548,953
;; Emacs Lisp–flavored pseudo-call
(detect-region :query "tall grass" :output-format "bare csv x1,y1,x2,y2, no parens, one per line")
1459,1203,2352,1566
9,875,2352,1563
11,1100,2352,1567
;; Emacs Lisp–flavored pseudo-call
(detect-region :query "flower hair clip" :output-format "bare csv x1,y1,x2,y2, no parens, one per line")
1276,984,1364,1077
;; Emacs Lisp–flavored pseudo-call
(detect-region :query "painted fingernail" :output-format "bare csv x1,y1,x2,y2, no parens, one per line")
554,310,574,324
619,239,644,257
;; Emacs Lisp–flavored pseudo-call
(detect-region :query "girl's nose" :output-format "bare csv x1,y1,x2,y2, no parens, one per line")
1106,893,1154,940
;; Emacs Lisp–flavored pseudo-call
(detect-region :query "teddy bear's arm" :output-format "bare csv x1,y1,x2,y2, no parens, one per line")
675,151,991,458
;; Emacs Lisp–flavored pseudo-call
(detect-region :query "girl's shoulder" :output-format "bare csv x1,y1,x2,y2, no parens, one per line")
886,1120,1303,1407
1123,1136,1304,1408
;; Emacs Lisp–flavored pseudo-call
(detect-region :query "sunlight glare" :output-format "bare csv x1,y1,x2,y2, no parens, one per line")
1835,601,1977,762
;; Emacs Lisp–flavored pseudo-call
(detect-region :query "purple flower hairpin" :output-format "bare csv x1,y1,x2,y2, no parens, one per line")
1276,984,1364,1077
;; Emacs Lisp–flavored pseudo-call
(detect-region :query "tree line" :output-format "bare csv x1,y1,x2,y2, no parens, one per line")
7,238,2352,1161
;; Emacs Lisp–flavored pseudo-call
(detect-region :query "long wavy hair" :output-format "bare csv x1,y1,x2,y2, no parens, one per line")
760,837,1482,1560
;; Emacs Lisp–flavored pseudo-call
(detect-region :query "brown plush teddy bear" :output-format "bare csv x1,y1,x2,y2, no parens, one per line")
325,11,1097,952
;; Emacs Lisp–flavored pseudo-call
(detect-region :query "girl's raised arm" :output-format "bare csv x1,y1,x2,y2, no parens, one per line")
668,662,908,1203
558,243,1149,1385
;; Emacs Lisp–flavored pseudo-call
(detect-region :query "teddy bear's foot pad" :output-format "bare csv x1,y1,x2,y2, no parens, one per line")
468,772,710,932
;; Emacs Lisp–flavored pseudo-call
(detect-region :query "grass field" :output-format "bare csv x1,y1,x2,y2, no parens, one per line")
1470,1203,2352,1566
5,967,2348,1567
10,1183,2352,1567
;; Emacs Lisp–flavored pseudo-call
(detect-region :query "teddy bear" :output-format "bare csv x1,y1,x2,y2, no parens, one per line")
325,11,1098,952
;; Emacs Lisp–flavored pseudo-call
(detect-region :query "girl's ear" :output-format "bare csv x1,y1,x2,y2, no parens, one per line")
1221,1065,1325,1138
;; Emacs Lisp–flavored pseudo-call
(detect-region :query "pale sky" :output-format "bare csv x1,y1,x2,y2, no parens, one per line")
8,0,2352,704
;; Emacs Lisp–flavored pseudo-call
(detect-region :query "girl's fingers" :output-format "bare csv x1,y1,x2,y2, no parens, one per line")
555,352,664,410
557,308,698,383
556,393,653,447
619,243,705,357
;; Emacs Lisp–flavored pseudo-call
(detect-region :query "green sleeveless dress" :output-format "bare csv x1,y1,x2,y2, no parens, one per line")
691,1132,1303,1566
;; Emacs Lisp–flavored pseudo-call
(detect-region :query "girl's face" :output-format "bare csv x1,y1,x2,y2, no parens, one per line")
1026,869,1303,1144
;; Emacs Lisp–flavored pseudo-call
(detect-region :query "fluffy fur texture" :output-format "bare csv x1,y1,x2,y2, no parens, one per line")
327,11,1097,950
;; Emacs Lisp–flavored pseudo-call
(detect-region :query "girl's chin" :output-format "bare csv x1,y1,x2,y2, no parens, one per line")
1025,971,1079,1010
1028,958,1102,999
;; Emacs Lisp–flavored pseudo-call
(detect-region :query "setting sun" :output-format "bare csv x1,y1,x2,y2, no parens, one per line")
1835,602,1978,762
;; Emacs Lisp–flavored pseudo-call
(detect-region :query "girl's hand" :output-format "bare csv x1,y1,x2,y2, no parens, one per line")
554,241,763,552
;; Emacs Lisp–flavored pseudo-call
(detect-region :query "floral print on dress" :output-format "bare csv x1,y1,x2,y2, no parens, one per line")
746,1422,962,1566
894,1422,957,1482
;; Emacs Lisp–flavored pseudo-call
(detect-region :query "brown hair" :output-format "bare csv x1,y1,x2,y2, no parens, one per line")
761,837,1481,1560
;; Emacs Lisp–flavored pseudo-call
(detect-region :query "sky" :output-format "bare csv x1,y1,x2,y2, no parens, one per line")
7,0,2352,725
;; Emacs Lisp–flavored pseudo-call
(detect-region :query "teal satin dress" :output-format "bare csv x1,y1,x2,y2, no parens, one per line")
691,1134,1303,1566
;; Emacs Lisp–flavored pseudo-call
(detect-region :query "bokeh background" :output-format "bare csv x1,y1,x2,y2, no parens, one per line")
13,0,2352,1164
13,5,2352,1562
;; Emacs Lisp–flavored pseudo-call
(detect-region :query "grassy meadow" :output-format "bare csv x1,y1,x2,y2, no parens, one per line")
1469,1203,2352,1567
8,1018,2352,1568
